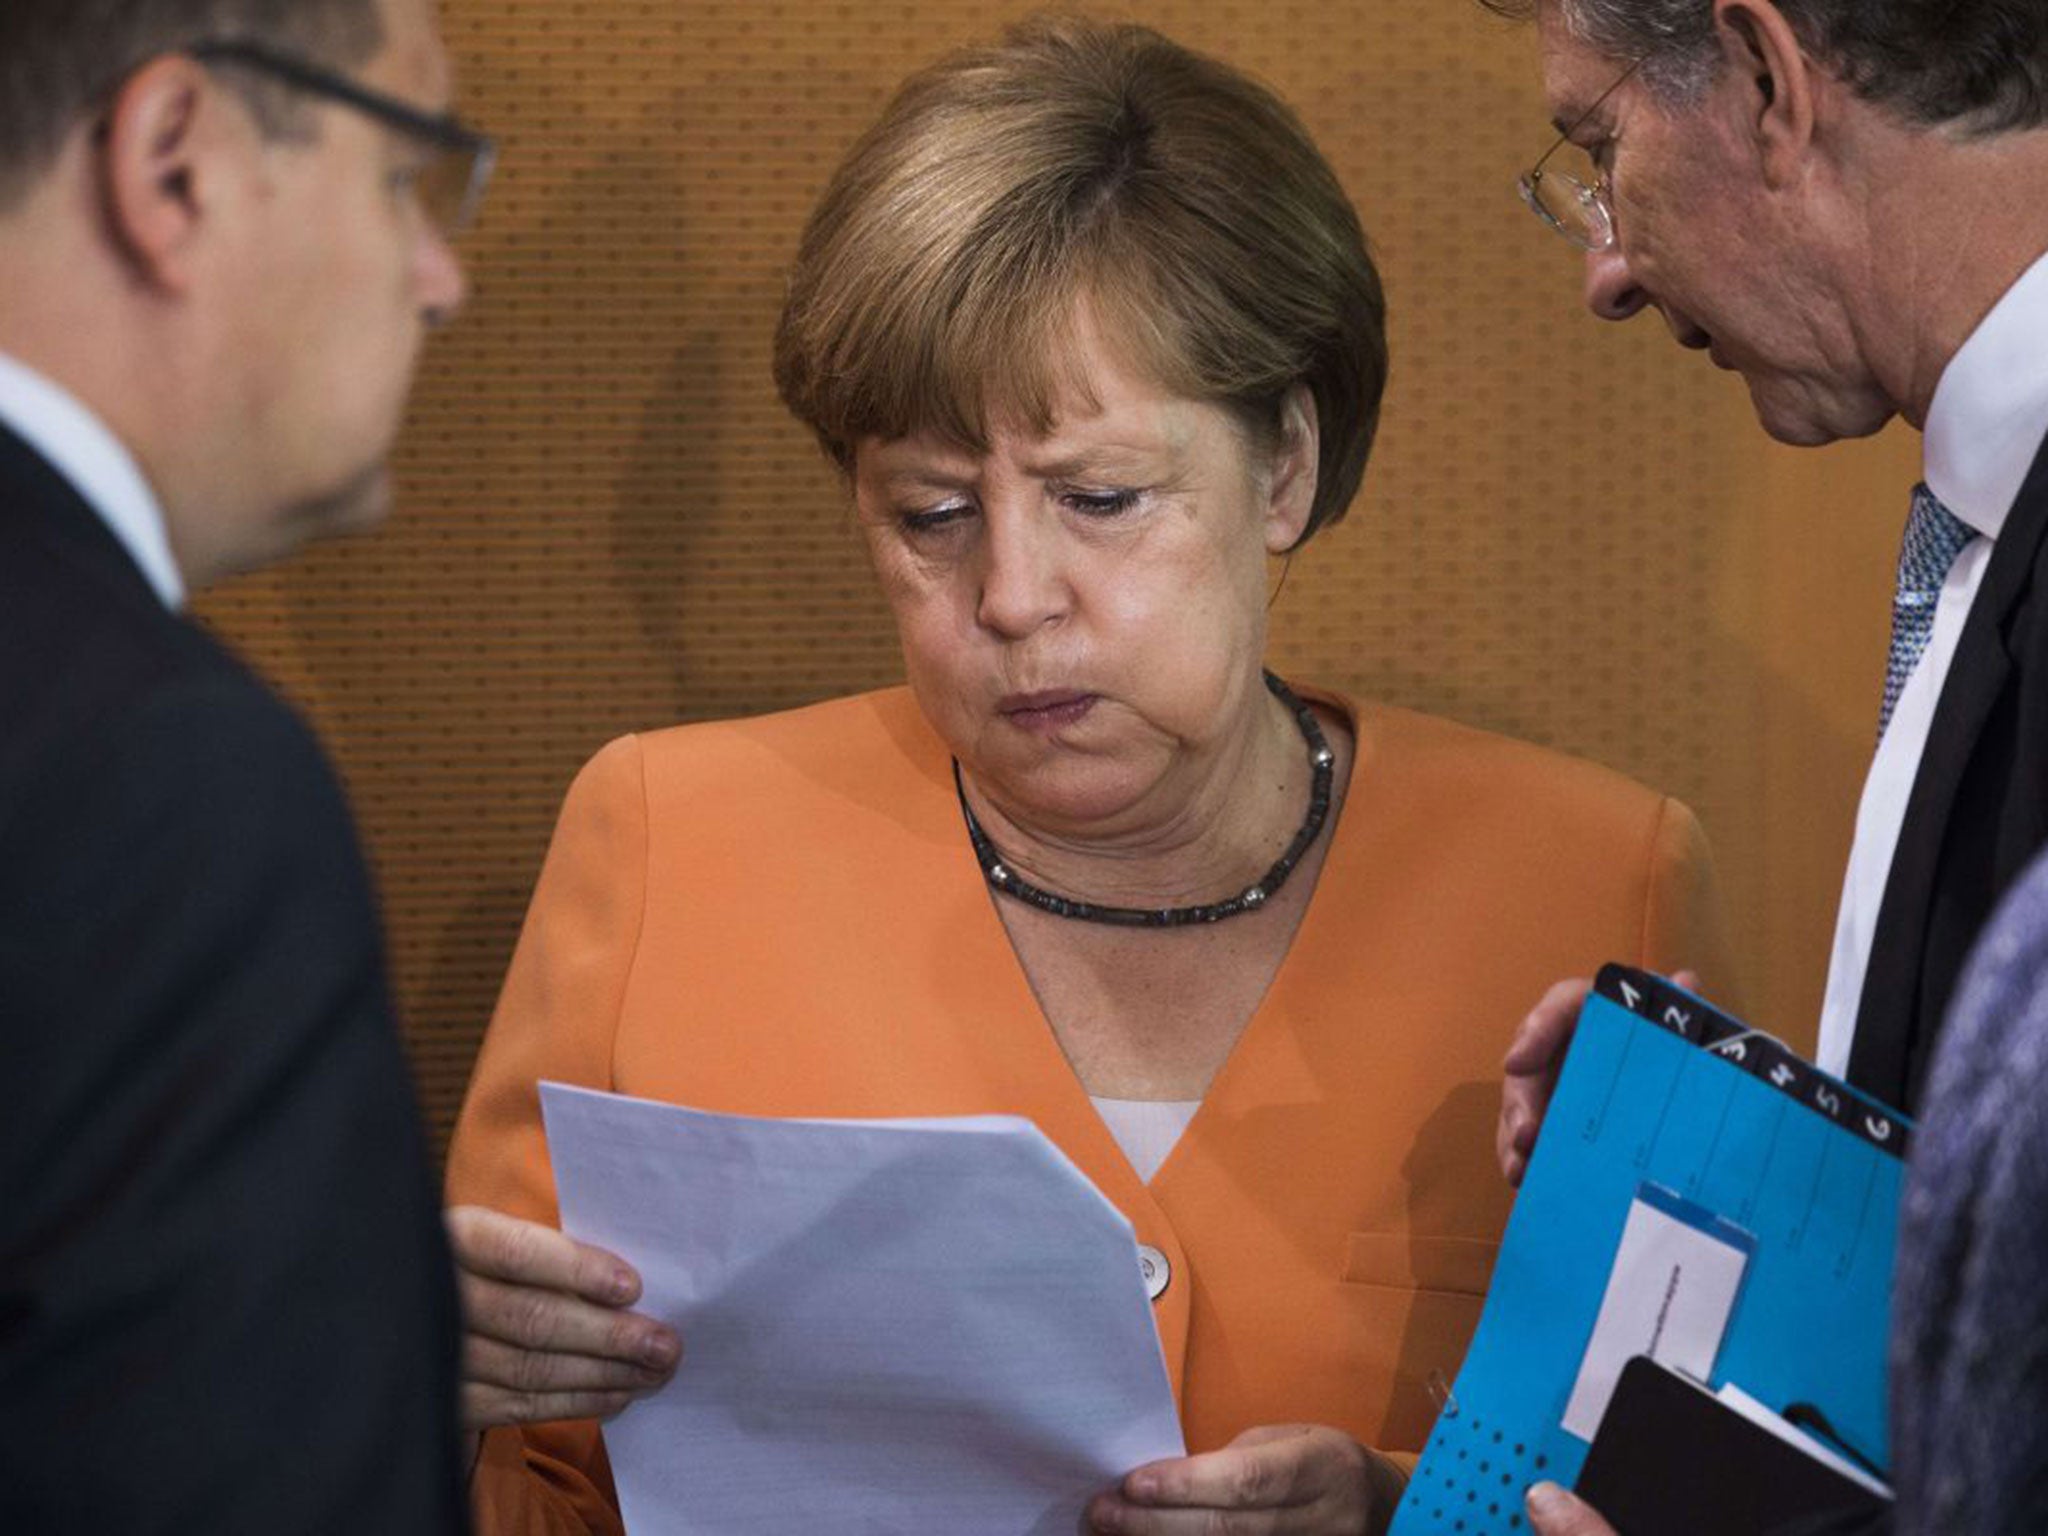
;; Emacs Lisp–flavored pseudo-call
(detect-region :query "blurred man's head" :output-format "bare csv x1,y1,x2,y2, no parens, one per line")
0,0,485,586
1487,0,2048,444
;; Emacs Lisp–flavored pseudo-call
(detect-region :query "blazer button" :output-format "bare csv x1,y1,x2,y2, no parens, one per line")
1137,1244,1171,1301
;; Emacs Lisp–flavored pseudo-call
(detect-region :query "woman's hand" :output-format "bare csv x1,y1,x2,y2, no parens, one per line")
1082,1423,1407,1535
446,1205,682,1437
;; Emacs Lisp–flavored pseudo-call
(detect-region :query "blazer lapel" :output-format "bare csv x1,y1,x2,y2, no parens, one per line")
1850,430,2048,1107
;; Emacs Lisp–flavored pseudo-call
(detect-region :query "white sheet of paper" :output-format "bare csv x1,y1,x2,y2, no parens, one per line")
540,1082,1186,1535
1561,1192,1751,1441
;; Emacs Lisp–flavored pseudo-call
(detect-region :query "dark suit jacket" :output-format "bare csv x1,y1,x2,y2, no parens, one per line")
1889,841,2048,1534
1850,428,2048,1114
0,425,466,1531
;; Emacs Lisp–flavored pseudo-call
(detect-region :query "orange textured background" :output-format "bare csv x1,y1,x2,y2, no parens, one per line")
196,0,1922,1153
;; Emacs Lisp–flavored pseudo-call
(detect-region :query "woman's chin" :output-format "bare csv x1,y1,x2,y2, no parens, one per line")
967,758,1163,837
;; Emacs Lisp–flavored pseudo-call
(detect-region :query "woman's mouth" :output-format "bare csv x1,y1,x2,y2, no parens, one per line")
997,691,1098,733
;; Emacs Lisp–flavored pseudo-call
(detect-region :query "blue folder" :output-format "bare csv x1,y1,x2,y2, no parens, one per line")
1390,967,1909,1536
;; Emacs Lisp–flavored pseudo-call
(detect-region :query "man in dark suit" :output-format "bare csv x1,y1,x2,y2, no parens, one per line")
1460,2,2048,1531
1487,0,2048,1162
0,0,488,1527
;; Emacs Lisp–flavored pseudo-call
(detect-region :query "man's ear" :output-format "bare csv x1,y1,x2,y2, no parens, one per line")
1712,0,1818,189
98,55,236,293
1263,385,1319,555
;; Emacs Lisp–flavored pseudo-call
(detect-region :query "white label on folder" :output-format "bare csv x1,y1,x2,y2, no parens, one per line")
1561,1189,1752,1441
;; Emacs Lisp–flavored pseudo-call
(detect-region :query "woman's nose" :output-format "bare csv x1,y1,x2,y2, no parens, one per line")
1584,242,1649,322
975,508,1069,639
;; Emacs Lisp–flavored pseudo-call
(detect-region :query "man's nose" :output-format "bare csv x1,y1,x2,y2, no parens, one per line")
1583,242,1648,322
418,229,469,327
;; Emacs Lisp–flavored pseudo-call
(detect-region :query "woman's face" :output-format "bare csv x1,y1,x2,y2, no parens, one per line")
852,323,1317,834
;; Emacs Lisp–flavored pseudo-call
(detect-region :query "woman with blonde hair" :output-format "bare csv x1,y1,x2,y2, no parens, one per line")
445,18,1731,1533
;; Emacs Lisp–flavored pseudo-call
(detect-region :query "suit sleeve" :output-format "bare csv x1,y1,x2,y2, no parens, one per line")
445,735,652,1536
1635,795,1742,1011
0,674,465,1534
1890,853,2048,1534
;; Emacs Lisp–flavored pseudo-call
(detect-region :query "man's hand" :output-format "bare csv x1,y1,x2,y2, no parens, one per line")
446,1205,681,1439
1498,970,1700,1186
1082,1423,1406,1534
1525,1481,1619,1535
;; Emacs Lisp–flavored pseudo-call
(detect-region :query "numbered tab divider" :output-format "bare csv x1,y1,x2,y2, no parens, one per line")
1389,968,1909,1536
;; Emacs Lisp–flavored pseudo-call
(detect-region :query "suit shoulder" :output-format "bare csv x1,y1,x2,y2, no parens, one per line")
1,656,351,886
603,686,933,796
0,539,287,824
1350,694,1674,823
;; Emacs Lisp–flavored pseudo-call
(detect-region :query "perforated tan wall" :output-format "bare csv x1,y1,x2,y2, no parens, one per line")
197,0,1923,1154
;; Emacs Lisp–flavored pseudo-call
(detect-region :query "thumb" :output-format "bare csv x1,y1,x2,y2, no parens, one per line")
1525,1482,1617,1536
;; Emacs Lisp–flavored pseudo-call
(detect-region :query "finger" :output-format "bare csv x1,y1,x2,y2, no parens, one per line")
1122,1427,1349,1511
460,1381,643,1433
460,1271,681,1369
1499,980,1590,1184
447,1205,640,1305
1502,1145,1530,1188
1497,1091,1530,1185
1498,1073,1547,1181
1525,1482,1619,1536
463,1332,676,1397
1502,979,1591,1074
1671,967,1702,992
1118,1445,1299,1511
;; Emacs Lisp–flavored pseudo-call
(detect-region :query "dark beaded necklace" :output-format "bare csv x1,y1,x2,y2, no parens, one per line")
954,670,1335,928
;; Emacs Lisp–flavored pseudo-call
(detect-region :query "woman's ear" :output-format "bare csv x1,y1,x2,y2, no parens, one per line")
1263,385,1319,555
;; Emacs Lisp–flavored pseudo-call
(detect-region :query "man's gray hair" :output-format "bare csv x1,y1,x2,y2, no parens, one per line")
1478,0,2048,134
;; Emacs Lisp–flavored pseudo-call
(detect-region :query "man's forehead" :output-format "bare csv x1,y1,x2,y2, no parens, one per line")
1532,0,1628,124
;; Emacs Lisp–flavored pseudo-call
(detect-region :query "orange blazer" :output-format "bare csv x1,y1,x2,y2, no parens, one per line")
446,685,1733,1534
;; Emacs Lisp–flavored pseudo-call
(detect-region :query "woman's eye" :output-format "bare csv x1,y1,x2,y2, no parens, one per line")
899,502,973,534
1062,488,1142,517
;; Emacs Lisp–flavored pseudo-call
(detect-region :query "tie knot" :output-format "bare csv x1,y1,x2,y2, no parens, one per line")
1896,483,1975,606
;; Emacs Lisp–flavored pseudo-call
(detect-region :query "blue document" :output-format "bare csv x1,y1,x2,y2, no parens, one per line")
1390,968,1908,1536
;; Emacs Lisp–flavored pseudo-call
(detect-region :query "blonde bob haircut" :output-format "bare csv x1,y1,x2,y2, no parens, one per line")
772,17,1388,547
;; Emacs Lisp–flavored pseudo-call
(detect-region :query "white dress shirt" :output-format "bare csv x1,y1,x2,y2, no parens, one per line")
1815,251,2048,1077
0,351,183,610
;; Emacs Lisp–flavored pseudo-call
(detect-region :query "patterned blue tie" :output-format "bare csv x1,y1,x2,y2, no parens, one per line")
1880,483,1977,738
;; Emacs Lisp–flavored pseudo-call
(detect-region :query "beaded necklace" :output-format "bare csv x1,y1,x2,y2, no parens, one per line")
954,671,1334,928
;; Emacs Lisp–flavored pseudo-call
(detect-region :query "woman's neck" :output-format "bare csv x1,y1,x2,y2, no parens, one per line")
959,683,1321,913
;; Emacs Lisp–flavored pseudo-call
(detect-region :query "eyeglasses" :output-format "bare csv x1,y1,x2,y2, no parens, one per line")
1517,58,1643,252
189,38,496,238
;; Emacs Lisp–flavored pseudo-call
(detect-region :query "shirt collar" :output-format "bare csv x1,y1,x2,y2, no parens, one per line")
0,351,185,609
1923,248,2048,544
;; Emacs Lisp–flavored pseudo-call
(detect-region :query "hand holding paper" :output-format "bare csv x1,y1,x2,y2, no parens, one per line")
446,1205,681,1434
541,1083,1185,1535
1084,1424,1406,1536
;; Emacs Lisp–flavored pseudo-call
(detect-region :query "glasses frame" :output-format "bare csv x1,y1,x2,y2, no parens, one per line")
188,37,497,236
1518,57,1643,253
